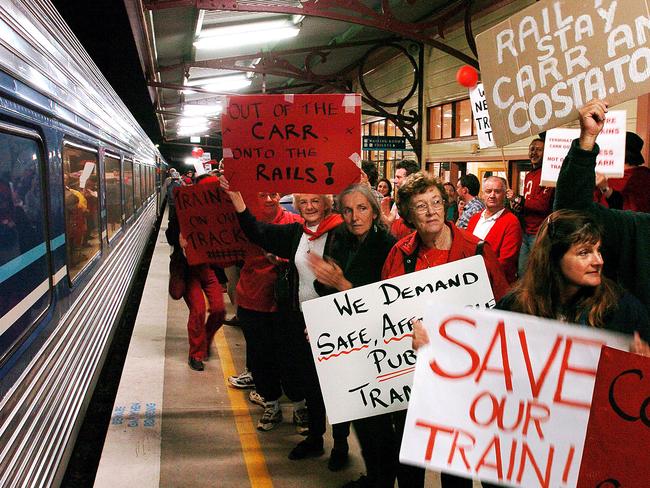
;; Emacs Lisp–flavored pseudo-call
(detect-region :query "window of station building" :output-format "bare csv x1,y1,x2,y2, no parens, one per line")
104,154,122,241
427,99,478,141
133,162,142,209
362,118,411,179
63,143,100,280
123,159,134,220
0,126,51,351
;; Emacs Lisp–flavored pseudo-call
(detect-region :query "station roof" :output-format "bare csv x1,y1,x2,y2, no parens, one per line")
124,0,500,146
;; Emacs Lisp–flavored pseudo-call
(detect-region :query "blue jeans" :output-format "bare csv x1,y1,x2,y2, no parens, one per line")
518,233,536,278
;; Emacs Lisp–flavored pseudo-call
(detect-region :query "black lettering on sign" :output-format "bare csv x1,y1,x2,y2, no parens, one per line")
333,293,368,316
255,164,318,183
608,368,650,428
595,479,621,488
251,122,318,140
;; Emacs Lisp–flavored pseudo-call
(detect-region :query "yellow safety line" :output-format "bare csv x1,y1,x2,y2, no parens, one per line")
214,328,273,488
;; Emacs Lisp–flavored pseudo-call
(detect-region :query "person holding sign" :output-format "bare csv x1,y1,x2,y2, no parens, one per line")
555,99,650,315
307,184,398,485
221,177,351,465
381,172,509,488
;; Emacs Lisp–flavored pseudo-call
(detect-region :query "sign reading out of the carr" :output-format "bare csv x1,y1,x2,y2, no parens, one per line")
362,135,407,150
476,0,650,147
221,94,362,194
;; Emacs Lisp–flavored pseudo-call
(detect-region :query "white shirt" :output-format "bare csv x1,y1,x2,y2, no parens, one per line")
294,225,328,309
471,208,506,240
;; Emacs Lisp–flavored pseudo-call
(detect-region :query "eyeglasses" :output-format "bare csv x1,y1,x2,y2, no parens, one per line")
410,198,444,215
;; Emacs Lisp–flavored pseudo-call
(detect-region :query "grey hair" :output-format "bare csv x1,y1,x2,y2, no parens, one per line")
337,184,385,229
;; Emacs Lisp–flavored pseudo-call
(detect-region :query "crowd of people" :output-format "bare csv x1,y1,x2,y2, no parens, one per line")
164,99,650,488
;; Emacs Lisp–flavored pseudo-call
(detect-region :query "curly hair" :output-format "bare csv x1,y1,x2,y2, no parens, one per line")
507,209,620,328
396,171,449,228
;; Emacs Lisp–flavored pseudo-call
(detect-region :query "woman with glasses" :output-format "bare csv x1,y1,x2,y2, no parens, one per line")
381,171,509,488
221,178,351,467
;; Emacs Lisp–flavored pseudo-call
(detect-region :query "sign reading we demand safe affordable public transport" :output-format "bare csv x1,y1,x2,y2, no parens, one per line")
301,256,495,425
400,306,629,488
476,0,650,147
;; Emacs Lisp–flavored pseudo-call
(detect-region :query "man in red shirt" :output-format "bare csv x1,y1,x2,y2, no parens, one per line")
507,138,554,276
467,176,522,283
233,192,309,433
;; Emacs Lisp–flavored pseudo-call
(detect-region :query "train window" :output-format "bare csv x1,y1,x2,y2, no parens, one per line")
133,162,142,209
104,154,122,240
123,159,134,220
62,144,100,280
0,128,50,348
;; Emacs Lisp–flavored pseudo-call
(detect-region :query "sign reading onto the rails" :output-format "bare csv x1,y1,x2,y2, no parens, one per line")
301,256,494,424
475,0,650,147
174,182,247,267
400,306,628,488
221,94,362,194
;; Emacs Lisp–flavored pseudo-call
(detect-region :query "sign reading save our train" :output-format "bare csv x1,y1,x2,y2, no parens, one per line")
221,94,362,194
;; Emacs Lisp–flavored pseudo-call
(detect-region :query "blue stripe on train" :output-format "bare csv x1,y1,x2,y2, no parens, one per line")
0,234,65,285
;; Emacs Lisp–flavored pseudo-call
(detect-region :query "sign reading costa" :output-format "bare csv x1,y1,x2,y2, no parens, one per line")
476,0,650,147
221,94,362,194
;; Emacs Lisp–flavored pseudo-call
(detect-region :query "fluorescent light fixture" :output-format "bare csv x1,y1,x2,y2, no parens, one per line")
185,157,198,166
178,117,208,127
183,103,222,116
177,125,209,136
183,73,252,93
194,18,300,50
190,136,201,143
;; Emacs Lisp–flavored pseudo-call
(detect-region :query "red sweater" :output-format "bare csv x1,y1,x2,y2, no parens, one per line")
522,166,554,235
381,223,509,302
594,165,650,213
236,208,303,312
467,209,522,284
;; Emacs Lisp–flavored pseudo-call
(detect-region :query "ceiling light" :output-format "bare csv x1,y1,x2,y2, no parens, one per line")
194,18,300,50
183,103,222,116
177,125,209,136
184,73,252,93
178,117,208,127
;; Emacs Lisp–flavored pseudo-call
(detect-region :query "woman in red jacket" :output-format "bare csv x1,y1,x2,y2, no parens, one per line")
381,171,509,488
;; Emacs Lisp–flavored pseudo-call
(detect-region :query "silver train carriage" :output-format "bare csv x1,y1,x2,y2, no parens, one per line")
0,0,166,485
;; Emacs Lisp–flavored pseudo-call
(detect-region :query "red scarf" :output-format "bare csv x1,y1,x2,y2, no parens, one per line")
302,213,343,240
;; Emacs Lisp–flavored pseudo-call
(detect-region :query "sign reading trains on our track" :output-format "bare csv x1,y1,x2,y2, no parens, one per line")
301,256,494,424
221,94,362,194
173,182,247,267
475,0,650,147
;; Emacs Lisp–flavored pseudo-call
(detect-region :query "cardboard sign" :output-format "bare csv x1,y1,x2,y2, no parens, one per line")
476,0,650,147
301,256,495,424
400,306,629,488
221,94,362,194
469,83,496,149
174,181,247,267
577,346,650,488
541,110,626,186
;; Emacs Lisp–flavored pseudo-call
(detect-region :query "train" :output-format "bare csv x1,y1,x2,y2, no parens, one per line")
0,0,166,485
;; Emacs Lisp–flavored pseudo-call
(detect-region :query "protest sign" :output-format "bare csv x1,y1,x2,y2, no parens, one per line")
476,0,650,147
469,83,496,149
301,256,495,424
541,110,626,186
173,181,247,267
577,346,650,488
400,306,629,488
221,94,362,194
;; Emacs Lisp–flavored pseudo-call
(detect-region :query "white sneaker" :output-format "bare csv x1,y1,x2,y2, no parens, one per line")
227,369,255,389
248,390,265,407
293,407,309,435
257,404,282,431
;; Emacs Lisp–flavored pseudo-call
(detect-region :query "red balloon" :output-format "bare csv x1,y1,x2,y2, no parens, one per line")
191,147,204,158
456,65,479,88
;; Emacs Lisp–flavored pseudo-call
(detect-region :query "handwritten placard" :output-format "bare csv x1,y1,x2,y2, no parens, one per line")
476,0,650,147
301,256,494,424
541,110,626,186
400,306,628,488
221,94,362,194
469,83,496,149
174,182,247,266
577,346,650,488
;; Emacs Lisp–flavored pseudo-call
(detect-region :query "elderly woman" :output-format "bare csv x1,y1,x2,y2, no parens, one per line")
222,180,351,465
382,171,509,488
307,184,398,483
